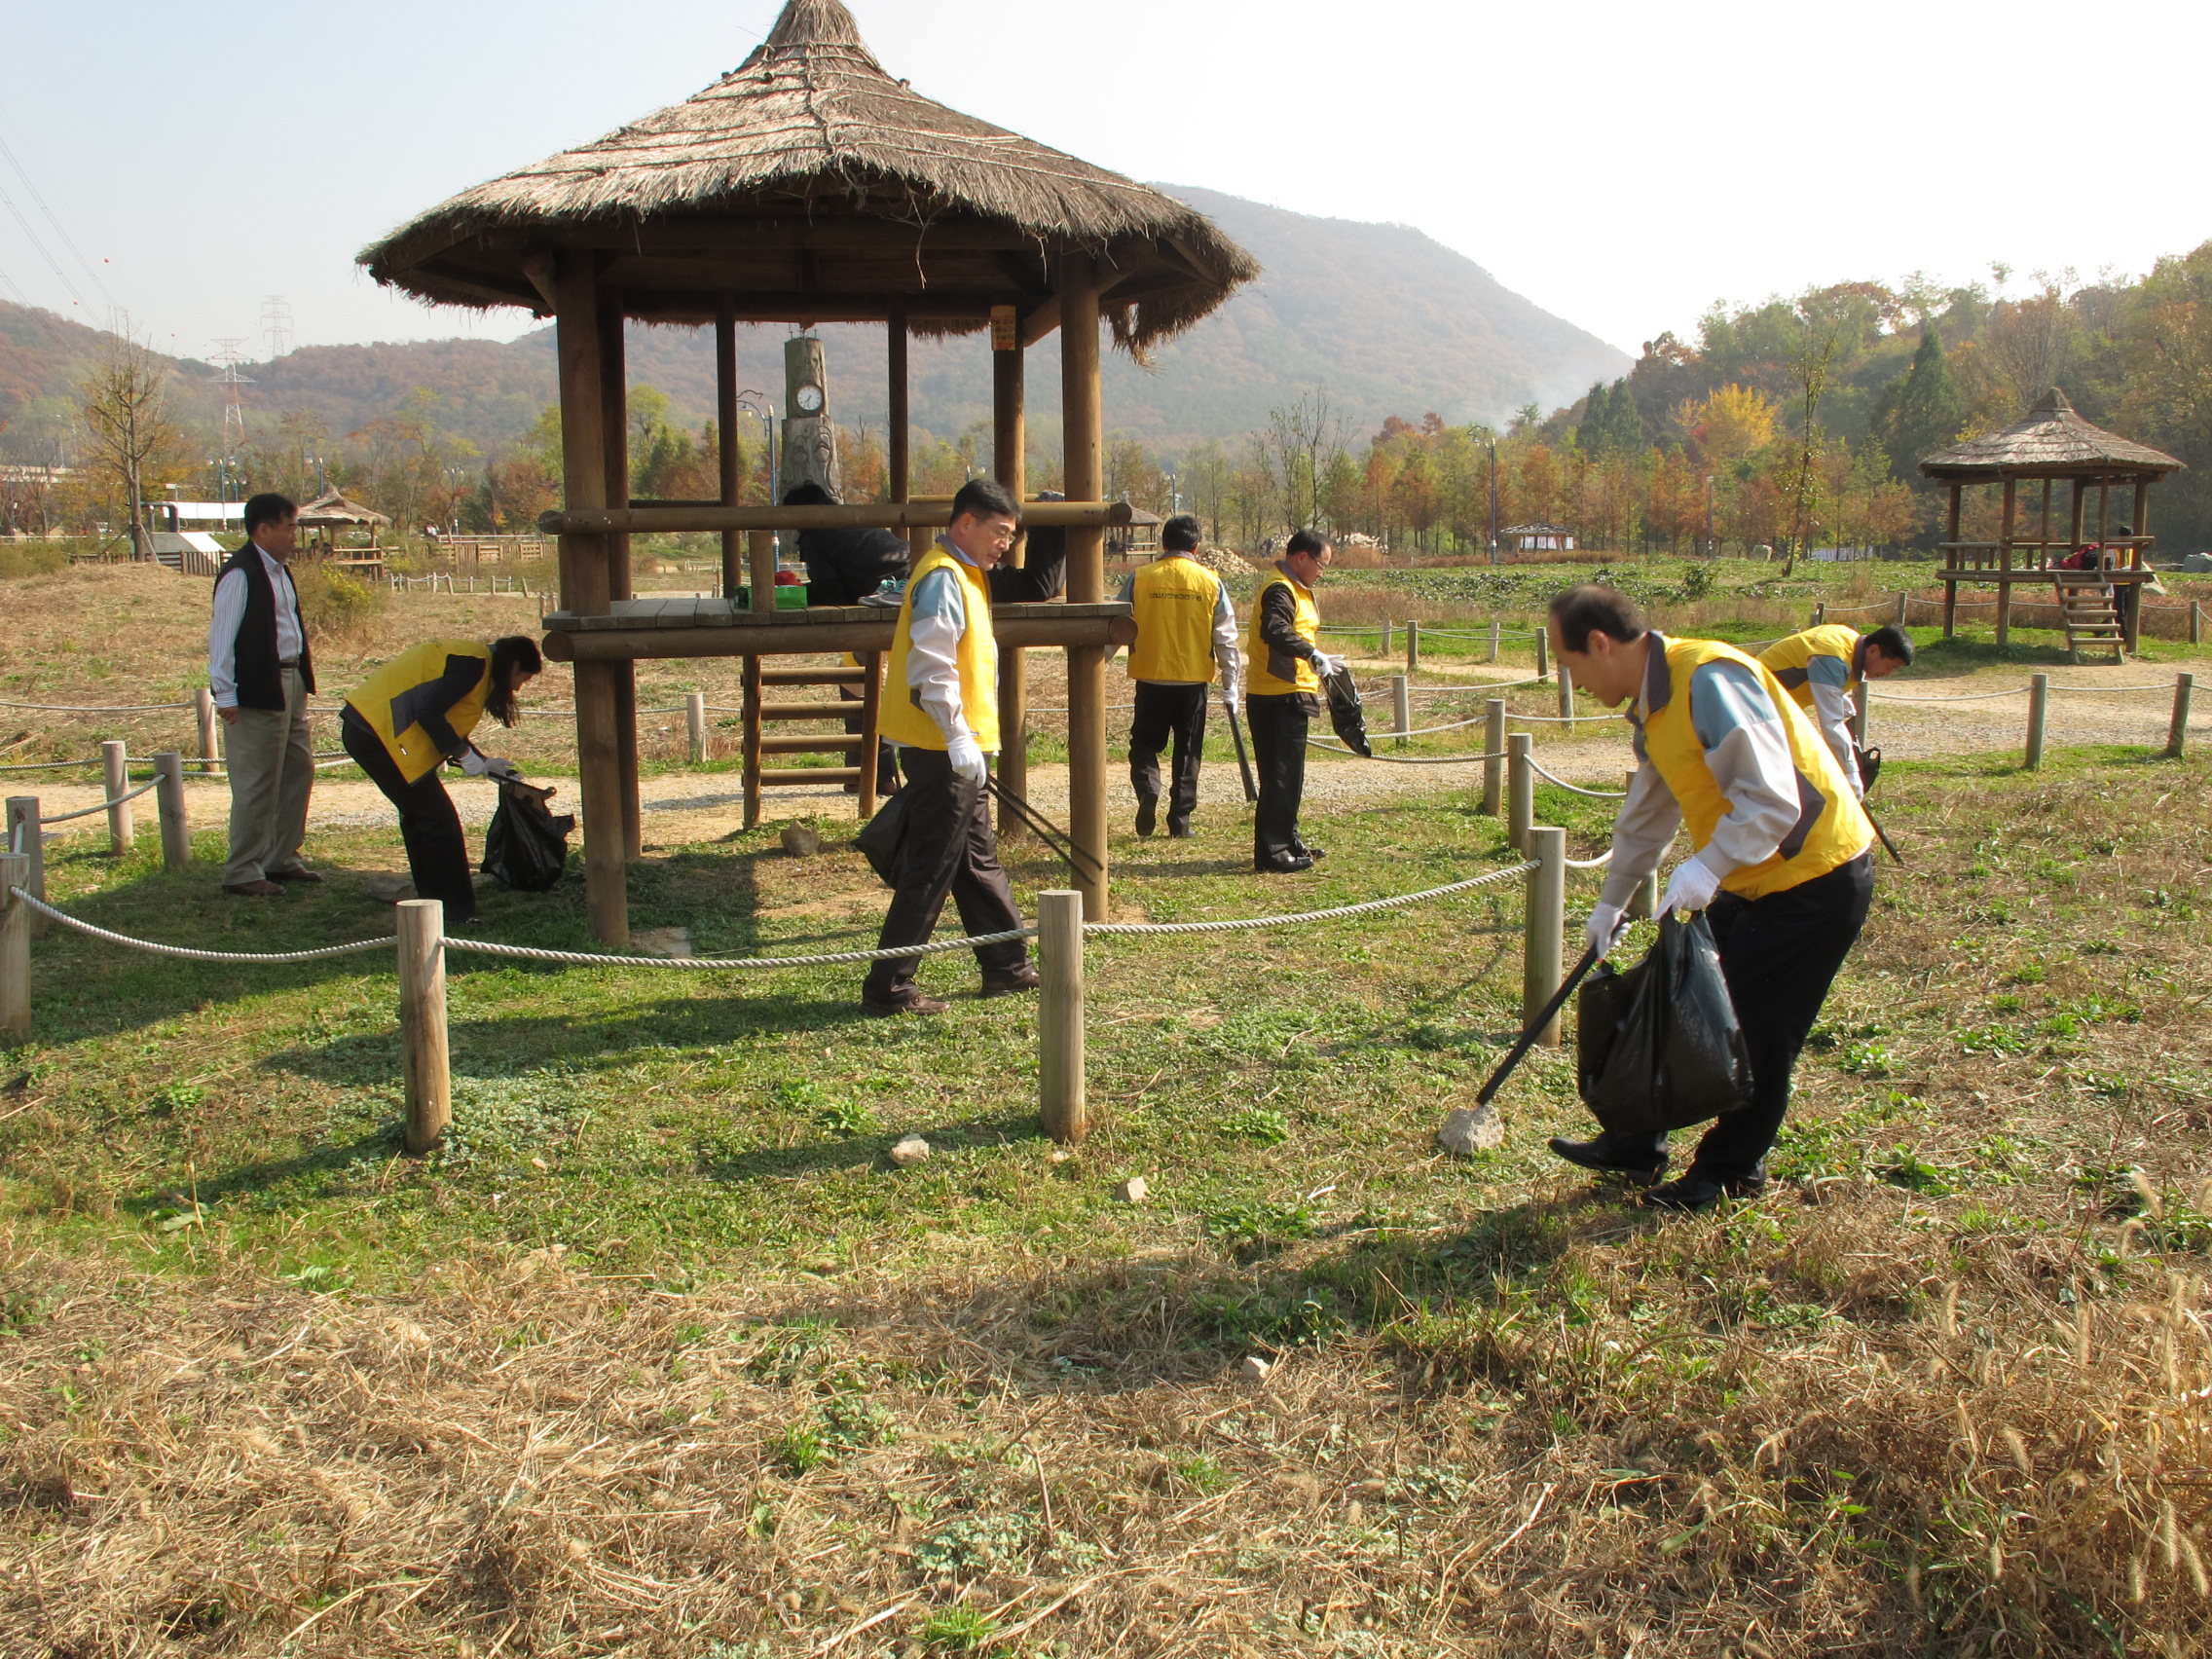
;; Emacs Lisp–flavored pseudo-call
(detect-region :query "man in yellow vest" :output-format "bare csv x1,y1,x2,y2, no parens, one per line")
1117,513,1241,837
863,477,1037,1016
1544,585,1875,1210
1755,622,1913,797
1243,529,1346,872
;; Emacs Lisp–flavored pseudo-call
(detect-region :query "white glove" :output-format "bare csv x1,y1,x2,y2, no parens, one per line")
1660,855,1723,914
1223,675,1243,708
1585,902,1628,960
485,756,519,781
1311,652,1346,678
945,731,987,786
460,750,489,777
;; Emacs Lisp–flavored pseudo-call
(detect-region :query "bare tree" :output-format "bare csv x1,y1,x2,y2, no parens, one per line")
1264,387,1348,532
79,319,176,560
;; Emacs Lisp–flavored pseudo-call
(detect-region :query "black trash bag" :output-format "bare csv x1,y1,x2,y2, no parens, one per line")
1321,663,1374,757
1577,910,1752,1136
854,786,913,888
480,777,574,892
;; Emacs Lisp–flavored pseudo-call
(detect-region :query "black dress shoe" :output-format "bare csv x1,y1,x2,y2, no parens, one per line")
979,963,1041,997
1256,853,1315,873
1166,821,1194,838
1134,797,1158,837
1643,1163,1767,1211
1295,842,1326,861
1548,1136,1668,1184
267,866,324,884
861,986,948,1017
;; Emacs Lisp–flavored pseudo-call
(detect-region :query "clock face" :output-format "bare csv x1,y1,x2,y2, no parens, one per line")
794,383,825,415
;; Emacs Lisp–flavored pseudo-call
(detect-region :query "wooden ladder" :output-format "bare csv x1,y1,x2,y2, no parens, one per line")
741,657,882,829
2051,574,2125,664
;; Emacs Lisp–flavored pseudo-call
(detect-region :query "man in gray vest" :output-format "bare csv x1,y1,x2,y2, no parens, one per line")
207,493,318,895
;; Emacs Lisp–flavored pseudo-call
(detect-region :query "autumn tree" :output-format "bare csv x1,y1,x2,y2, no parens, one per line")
78,320,179,559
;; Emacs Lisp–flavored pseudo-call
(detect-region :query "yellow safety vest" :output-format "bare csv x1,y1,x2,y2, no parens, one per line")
1639,633,1872,900
1756,624,1866,719
345,639,495,785
879,544,1000,751
1246,571,1319,695
1126,554,1225,682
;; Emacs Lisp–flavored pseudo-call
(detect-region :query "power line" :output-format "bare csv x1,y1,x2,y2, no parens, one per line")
0,176,82,310
0,123,116,312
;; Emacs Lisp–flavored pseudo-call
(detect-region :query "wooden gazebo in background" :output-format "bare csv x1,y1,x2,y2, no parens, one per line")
1920,387,2183,656
360,0,1256,943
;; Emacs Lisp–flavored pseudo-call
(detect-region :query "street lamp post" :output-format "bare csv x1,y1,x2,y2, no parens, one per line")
1704,475,1716,559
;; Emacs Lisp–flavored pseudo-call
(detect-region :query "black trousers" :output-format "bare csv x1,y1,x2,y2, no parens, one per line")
1245,692,1314,866
1128,682,1209,831
863,747,1029,998
1612,852,1874,1179
342,709,476,924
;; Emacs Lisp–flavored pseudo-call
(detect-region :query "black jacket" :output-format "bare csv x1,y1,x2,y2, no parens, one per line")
799,526,910,607
217,543,314,710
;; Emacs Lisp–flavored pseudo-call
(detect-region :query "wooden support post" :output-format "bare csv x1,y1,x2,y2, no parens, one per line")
599,291,642,860
1405,619,1419,674
1391,675,1411,747
741,656,763,830
1480,701,1505,816
685,692,707,765
859,651,882,820
1037,889,1088,1145
748,529,776,614
155,752,190,868
1944,487,1963,639
195,687,219,774
555,252,626,944
1523,827,1567,1049
3,800,41,939
717,300,742,601
102,740,132,856
890,302,925,566
2025,672,2048,770
1534,628,1549,681
994,330,1029,837
1507,731,1533,852
2167,673,2194,760
1996,478,2016,647
1060,252,1108,919
396,899,452,1155
0,852,28,1040
1558,664,1575,731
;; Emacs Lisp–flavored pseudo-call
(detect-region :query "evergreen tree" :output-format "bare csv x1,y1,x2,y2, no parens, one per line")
1573,381,1607,454
1602,377,1646,455
1884,326,1965,477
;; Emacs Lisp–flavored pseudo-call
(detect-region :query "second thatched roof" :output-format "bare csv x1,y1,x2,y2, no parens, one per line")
358,0,1256,350
1919,387,2183,481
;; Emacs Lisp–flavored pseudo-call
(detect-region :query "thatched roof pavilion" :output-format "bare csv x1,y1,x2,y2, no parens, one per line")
357,0,1258,948
1917,387,2184,652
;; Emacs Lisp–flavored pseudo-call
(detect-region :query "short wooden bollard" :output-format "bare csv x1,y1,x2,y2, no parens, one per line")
1522,827,1567,1049
1558,664,1575,730
686,691,708,765
2025,673,2049,770
1488,618,1500,663
2193,602,2203,647
1507,732,1533,852
1480,700,1505,816
0,852,30,1039
1814,602,1826,626
1535,629,1550,682
2168,673,2194,759
1381,619,1393,658
396,900,452,1153
1037,890,1088,1145
154,753,191,868
1896,591,1910,627
1391,675,1411,747
3,798,43,939
1405,620,1420,675
195,688,220,773
101,741,133,856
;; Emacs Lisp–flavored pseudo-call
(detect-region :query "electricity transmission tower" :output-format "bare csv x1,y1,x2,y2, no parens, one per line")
208,338,253,461
259,295,293,359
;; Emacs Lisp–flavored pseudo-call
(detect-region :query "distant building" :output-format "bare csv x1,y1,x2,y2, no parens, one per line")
1501,522,1575,552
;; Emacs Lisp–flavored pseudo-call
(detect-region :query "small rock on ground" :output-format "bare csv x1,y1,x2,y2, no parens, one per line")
780,822,823,857
1436,1104,1504,1156
889,1134,931,1167
1114,1176,1149,1203
1240,1355,1273,1383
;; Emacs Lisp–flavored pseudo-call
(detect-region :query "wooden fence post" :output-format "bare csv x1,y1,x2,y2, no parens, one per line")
1038,890,1088,1145
1480,700,1505,816
396,900,452,1154
3,799,43,940
1488,618,1500,663
1507,731,1533,852
1851,682,1869,750
154,753,190,868
1381,619,1392,659
101,741,133,856
686,691,708,765
1523,827,1566,1049
1391,675,1411,748
1406,621,1419,675
1535,629,1550,682
2168,672,2194,759
0,852,29,1039
1558,664,1575,731
2192,601,2202,646
2025,673,2049,770
195,688,220,774
1815,602,1826,626
1897,590,1909,627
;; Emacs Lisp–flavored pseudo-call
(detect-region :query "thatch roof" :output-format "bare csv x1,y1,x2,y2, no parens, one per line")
297,491,390,528
1919,387,2183,482
357,0,1256,351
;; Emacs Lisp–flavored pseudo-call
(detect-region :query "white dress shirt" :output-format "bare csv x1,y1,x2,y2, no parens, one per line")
208,542,306,709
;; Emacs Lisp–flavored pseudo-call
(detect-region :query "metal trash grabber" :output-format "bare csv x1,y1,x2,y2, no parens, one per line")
1223,691,1258,802
1474,944,1604,1108
986,776,1102,877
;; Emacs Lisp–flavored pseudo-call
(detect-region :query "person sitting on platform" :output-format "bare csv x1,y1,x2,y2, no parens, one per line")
1116,513,1240,837
984,492,1069,604
789,481,910,795
861,477,1038,1016
1243,528,1346,872
340,636,542,928
1754,622,1912,798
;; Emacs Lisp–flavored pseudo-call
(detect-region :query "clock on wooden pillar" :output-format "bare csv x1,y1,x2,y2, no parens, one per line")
778,334,840,501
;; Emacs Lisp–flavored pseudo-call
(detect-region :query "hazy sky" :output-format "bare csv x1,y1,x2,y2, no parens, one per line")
8,0,2210,369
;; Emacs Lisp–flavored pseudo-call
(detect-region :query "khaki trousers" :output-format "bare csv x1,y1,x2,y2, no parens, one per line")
223,663,314,886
